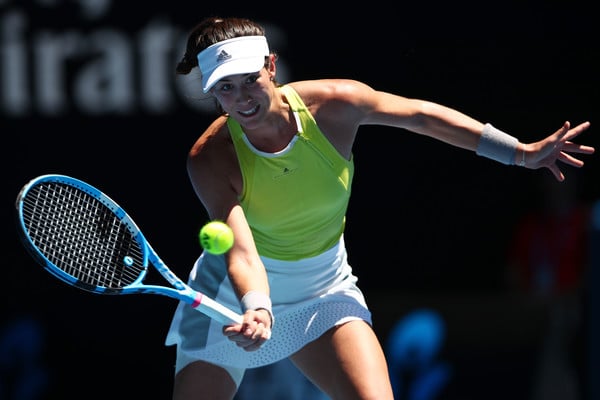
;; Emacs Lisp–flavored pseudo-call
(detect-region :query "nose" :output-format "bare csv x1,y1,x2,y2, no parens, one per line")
235,86,252,103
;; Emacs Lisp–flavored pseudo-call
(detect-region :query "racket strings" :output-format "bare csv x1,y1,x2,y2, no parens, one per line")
21,182,145,289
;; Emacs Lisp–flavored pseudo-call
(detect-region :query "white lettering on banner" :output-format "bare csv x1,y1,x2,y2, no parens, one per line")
1,4,288,117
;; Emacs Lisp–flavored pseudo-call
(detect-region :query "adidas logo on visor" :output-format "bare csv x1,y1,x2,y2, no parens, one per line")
217,50,232,62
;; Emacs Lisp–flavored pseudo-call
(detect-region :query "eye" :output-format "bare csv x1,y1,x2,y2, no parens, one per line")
245,74,260,85
216,83,233,92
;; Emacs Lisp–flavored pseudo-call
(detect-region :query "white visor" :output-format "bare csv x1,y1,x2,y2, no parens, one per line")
197,36,270,93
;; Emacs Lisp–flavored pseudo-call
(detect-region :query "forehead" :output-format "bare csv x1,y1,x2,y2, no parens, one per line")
215,71,263,84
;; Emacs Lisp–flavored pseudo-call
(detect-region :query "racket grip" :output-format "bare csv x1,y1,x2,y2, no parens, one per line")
192,293,244,325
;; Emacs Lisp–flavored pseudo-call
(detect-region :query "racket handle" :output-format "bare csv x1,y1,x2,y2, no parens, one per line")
192,293,244,325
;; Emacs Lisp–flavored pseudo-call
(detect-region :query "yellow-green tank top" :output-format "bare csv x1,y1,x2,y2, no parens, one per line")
226,85,354,260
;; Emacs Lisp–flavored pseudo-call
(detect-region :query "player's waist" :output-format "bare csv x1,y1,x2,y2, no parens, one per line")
260,235,356,303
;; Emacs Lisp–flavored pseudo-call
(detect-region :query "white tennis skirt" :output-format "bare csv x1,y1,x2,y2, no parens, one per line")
165,235,372,371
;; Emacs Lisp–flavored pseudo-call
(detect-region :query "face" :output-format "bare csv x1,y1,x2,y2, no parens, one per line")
210,67,275,128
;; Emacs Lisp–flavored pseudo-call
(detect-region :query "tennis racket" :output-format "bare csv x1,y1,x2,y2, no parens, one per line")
15,174,243,325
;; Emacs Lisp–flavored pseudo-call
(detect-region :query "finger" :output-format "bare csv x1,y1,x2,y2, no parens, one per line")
243,333,270,351
558,151,585,168
551,121,571,140
570,120,591,133
223,328,239,337
250,323,271,340
548,165,565,182
562,142,596,155
563,121,592,141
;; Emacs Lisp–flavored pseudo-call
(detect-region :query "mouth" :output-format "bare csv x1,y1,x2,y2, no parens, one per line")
237,105,260,117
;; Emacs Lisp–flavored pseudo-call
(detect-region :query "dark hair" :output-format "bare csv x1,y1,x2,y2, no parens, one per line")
176,16,266,75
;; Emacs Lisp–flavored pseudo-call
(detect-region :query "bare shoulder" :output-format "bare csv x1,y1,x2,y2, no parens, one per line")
189,115,230,160
186,116,242,217
288,79,375,106
187,115,242,205
285,80,377,157
287,79,377,124
187,115,239,178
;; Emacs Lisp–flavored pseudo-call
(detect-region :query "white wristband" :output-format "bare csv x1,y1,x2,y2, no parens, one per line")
476,123,519,165
241,291,274,327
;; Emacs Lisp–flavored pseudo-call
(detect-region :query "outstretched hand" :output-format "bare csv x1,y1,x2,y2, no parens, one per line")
524,121,594,181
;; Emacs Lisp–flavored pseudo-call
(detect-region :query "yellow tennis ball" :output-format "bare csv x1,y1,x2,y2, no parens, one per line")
199,221,234,255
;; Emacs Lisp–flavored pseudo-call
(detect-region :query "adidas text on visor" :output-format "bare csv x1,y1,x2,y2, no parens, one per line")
197,36,270,93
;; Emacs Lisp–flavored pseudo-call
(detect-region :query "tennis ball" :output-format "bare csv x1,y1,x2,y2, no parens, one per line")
199,221,234,255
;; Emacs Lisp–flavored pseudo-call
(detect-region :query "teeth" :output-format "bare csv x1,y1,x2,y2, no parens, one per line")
239,105,258,115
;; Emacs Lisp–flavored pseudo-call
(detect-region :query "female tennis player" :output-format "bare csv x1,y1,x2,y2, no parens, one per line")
165,16,594,400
